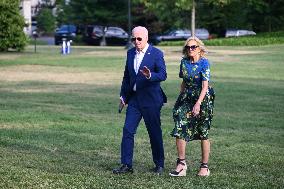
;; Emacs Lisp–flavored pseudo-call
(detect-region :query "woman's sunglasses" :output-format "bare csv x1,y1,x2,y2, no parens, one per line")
131,37,143,42
185,45,199,50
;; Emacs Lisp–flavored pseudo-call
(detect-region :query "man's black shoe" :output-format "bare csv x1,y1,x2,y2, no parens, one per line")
113,164,133,174
152,166,164,175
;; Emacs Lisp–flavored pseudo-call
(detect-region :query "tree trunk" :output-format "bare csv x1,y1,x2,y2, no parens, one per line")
191,0,195,37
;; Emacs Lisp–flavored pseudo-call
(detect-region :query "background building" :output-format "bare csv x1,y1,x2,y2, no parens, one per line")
20,0,57,35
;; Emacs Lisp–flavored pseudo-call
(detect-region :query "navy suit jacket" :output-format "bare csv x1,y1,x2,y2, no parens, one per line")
120,45,167,107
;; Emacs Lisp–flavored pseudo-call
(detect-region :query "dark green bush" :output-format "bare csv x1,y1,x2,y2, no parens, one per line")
158,31,284,46
0,0,28,51
36,8,56,34
72,35,85,45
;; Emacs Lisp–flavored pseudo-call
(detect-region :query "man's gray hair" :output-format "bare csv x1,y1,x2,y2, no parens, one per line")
132,26,148,37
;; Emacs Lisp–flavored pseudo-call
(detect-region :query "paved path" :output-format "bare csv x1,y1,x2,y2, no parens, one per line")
38,36,55,45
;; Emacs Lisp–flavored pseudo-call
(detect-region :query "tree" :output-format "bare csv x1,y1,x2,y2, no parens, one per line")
55,2,72,26
246,0,284,32
0,0,28,51
36,7,56,34
136,0,192,31
145,0,284,35
130,1,163,35
56,0,284,38
56,0,128,28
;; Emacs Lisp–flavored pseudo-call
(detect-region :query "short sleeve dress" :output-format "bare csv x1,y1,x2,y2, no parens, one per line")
171,57,215,142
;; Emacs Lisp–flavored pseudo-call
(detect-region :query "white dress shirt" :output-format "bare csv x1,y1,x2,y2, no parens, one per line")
133,44,149,91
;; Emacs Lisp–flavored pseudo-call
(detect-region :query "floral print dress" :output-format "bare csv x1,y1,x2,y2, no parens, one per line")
171,57,215,142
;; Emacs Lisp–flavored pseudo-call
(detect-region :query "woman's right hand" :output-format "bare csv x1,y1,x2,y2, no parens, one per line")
180,81,185,93
192,102,201,117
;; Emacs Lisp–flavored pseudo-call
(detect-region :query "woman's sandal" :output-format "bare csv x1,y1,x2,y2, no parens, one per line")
169,158,188,177
197,162,210,177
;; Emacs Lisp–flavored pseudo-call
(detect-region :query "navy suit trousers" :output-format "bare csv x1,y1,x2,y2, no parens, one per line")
121,94,165,168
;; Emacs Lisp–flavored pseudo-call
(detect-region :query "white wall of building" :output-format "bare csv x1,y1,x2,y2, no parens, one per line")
20,0,32,35
20,0,57,36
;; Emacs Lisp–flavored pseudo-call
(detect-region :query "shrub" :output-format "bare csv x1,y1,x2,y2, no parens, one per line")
36,8,56,35
0,0,28,51
158,31,284,46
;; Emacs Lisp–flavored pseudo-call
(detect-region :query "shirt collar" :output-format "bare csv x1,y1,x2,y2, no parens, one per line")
136,43,149,54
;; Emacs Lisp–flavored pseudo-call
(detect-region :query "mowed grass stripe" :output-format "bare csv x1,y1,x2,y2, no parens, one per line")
0,45,283,188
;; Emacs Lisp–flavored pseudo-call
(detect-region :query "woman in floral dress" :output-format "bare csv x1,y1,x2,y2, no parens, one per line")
169,37,215,177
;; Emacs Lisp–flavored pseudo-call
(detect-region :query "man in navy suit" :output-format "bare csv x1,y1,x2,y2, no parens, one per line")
113,26,167,175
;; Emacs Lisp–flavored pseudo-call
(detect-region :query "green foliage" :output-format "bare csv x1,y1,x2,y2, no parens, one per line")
135,0,284,36
246,0,284,32
205,31,284,46
159,32,284,46
56,0,128,28
0,0,28,51
36,8,56,34
55,3,72,26
55,0,284,36
136,0,191,32
72,35,85,45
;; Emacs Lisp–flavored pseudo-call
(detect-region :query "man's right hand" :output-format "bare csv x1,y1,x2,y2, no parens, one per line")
118,98,125,113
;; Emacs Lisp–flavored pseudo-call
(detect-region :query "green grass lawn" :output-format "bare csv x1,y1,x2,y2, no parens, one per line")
0,45,283,188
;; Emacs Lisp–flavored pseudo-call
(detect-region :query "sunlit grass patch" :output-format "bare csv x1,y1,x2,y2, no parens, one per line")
0,45,283,188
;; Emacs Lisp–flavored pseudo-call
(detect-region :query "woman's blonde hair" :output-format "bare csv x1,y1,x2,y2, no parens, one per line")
182,36,207,58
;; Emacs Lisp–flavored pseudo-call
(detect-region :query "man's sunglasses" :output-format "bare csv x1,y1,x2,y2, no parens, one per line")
131,37,143,42
185,45,199,50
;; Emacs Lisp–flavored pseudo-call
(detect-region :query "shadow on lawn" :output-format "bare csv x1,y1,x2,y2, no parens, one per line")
0,127,123,175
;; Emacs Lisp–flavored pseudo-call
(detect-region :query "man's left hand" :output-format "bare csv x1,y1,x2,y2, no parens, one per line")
140,66,151,79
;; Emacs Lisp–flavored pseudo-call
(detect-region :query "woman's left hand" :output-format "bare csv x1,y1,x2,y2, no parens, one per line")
192,102,201,117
